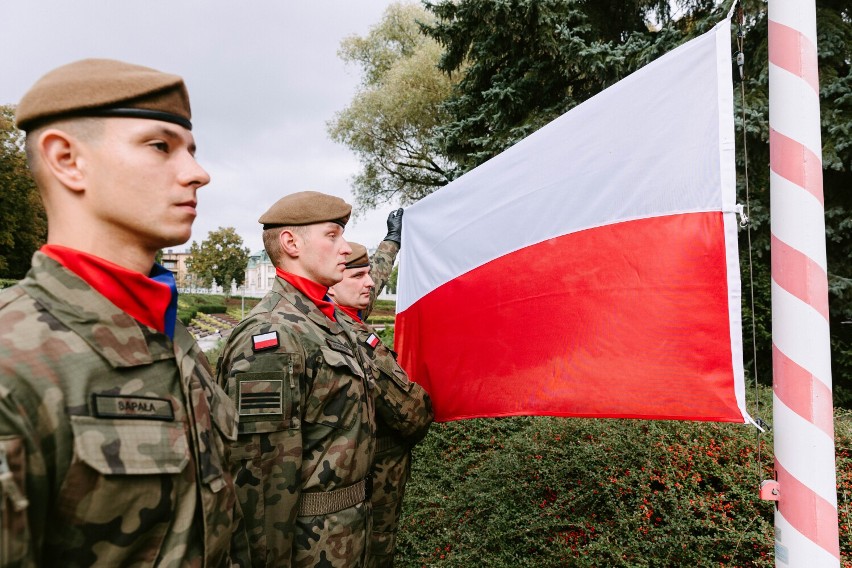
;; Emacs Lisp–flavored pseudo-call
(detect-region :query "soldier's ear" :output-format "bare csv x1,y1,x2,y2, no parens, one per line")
37,129,88,193
278,229,300,258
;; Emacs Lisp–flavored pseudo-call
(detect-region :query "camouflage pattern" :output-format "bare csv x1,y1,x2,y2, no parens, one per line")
216,278,376,568
357,241,434,568
365,240,399,318
0,252,248,567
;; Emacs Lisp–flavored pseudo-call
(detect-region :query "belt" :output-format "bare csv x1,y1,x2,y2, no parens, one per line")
298,477,372,517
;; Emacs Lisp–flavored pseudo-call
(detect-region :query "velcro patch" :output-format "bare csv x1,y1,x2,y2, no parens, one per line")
252,331,280,352
239,379,283,416
366,333,381,349
92,394,175,421
326,338,354,357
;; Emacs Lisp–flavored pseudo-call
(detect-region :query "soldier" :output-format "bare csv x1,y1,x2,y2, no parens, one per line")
0,59,247,566
216,191,375,567
327,232,433,568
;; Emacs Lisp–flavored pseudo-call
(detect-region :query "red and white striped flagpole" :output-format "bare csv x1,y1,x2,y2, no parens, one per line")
766,0,840,565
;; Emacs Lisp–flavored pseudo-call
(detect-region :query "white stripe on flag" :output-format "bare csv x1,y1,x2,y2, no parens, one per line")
398,19,737,313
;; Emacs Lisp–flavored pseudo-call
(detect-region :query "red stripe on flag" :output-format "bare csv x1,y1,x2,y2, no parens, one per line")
774,461,841,559
770,128,824,206
772,345,835,438
768,20,820,94
770,235,829,321
396,212,741,422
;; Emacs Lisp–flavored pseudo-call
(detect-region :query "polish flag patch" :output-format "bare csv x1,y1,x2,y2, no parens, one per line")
366,334,381,349
252,331,279,352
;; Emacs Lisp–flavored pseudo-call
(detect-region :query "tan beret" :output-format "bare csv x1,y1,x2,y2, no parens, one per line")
259,191,352,228
16,58,192,132
345,242,370,269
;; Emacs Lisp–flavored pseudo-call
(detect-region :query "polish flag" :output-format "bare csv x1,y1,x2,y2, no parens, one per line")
395,20,748,423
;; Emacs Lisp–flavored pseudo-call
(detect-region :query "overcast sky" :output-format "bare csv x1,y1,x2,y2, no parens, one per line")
1,0,401,254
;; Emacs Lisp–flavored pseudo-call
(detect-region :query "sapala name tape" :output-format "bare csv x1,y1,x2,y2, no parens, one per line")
92,394,175,421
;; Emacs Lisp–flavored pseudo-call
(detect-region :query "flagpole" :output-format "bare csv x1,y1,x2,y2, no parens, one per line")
766,0,840,565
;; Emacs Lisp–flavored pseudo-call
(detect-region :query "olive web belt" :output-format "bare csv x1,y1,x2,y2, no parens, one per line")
298,479,367,517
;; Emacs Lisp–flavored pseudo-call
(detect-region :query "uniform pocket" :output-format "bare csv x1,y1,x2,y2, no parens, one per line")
373,354,413,393
57,417,192,559
70,415,189,475
0,436,29,566
305,347,365,431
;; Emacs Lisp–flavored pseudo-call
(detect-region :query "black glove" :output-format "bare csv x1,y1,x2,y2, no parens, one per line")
384,208,403,244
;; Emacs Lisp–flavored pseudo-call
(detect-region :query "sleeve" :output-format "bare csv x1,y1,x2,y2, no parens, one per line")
216,320,304,568
0,385,44,568
369,344,434,445
364,240,400,319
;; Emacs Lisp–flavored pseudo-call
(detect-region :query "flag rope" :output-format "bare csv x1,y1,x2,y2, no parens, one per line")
731,0,768,485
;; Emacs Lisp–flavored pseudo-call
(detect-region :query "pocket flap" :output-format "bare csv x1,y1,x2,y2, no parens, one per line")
373,355,413,393
320,346,365,379
71,416,189,475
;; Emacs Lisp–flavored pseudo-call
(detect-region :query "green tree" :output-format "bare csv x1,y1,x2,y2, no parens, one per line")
328,2,459,210
422,0,714,173
186,227,250,297
0,105,47,279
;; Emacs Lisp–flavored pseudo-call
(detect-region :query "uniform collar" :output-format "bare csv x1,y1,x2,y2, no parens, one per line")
337,304,361,322
19,252,175,368
272,277,344,335
40,244,178,338
275,268,337,321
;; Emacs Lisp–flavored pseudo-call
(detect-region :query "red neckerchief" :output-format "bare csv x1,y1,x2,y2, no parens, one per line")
337,305,361,322
41,244,174,336
275,268,337,321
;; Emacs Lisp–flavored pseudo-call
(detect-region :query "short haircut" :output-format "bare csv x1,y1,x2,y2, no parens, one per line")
25,117,104,182
263,225,308,266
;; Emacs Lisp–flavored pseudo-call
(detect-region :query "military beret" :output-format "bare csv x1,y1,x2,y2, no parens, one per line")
259,191,352,228
345,242,370,269
16,58,192,132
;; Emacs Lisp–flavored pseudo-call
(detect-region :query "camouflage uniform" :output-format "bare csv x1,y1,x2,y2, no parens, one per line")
359,240,433,568
0,252,246,567
216,278,376,568
364,240,399,318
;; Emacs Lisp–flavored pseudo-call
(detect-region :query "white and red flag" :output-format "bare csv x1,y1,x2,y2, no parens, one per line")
395,20,748,423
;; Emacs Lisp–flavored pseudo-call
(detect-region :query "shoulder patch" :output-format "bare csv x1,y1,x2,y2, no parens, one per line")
92,393,175,421
252,331,280,352
365,333,381,349
326,338,354,357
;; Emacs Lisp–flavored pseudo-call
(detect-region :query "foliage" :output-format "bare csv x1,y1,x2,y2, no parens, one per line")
0,105,46,278
371,298,397,315
195,304,227,314
178,309,197,326
328,2,459,210
386,265,399,294
186,227,250,296
421,0,701,174
0,278,18,289
395,386,852,566
377,324,395,345
205,338,226,369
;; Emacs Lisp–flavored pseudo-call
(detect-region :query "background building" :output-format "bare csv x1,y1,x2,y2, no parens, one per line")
243,250,276,297
160,250,198,292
